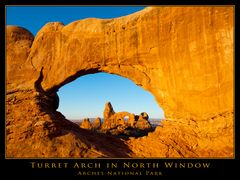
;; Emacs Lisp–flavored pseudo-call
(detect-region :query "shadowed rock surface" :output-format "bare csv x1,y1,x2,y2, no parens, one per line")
6,7,233,157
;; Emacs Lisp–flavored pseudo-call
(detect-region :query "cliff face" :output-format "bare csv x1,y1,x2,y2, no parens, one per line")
6,7,233,157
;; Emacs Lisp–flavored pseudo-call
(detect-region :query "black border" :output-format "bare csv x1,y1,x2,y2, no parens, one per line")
2,0,239,5
1,0,239,177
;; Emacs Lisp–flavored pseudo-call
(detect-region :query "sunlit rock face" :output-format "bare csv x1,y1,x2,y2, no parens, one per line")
6,7,233,157
80,118,93,130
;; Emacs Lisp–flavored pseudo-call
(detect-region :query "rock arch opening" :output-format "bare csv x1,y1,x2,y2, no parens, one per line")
56,72,165,137
124,116,129,122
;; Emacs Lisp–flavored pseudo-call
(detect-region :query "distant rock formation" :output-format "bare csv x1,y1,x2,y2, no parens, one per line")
101,102,153,137
80,118,92,130
104,102,115,116
140,112,149,120
135,113,152,131
92,117,101,130
103,102,116,129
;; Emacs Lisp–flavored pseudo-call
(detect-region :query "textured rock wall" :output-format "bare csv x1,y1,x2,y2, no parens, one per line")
6,7,233,157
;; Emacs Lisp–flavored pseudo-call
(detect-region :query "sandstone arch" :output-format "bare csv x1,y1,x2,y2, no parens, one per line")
6,7,233,157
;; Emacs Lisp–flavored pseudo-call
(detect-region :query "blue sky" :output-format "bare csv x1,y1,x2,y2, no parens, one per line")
6,6,165,120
